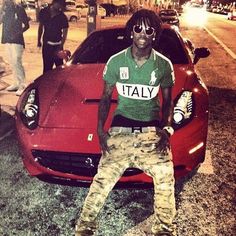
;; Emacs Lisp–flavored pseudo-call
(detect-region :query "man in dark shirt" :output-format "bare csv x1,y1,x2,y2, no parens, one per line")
37,0,69,73
0,0,29,96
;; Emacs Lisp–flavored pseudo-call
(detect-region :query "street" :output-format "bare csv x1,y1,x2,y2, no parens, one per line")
0,10,235,236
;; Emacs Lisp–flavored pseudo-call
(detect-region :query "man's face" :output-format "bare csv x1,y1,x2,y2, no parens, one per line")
131,18,156,50
52,2,63,12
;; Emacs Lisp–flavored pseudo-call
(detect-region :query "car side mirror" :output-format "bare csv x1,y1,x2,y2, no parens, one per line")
56,50,71,62
193,47,210,64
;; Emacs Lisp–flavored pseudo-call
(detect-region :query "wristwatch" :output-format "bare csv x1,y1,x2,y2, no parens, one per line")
163,126,174,136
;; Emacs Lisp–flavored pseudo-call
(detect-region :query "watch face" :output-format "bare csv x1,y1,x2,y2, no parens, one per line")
164,126,174,136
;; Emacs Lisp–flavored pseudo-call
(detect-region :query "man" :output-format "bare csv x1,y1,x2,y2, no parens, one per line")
76,9,176,236
37,0,68,73
0,0,29,96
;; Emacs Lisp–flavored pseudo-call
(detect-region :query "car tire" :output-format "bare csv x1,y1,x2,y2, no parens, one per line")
70,16,78,22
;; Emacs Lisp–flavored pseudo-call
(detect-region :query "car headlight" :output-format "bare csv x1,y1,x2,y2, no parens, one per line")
173,91,193,128
20,88,39,129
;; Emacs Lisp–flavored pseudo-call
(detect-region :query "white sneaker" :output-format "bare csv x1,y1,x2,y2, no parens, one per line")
6,84,19,91
16,85,26,96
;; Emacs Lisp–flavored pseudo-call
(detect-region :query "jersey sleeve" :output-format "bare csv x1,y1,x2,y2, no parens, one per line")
61,14,69,29
160,59,175,88
38,8,46,23
103,57,118,85
19,7,29,25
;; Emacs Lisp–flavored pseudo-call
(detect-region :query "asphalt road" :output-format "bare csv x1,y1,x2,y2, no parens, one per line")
0,11,235,236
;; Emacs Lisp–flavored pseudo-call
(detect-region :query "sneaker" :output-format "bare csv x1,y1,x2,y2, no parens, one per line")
75,220,97,236
6,84,19,92
75,228,95,236
16,85,26,96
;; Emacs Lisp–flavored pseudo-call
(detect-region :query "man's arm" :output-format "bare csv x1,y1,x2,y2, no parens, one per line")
0,2,6,24
61,28,68,47
157,86,173,153
97,81,115,154
21,8,29,32
0,11,3,25
161,87,173,127
37,22,43,47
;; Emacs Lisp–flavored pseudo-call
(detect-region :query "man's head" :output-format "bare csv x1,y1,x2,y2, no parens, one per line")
126,9,162,47
3,0,15,8
51,0,66,11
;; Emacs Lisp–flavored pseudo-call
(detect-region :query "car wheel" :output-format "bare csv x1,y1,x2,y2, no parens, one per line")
70,16,77,22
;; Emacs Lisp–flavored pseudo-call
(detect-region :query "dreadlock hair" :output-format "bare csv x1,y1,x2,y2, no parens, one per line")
125,9,162,40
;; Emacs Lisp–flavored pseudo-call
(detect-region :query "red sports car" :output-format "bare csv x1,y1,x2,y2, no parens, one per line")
15,24,210,187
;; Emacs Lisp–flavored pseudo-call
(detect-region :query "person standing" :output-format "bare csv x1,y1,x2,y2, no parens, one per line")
0,0,29,96
75,9,176,236
37,0,69,73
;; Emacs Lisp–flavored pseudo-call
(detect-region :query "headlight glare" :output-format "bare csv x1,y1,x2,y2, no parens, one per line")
173,91,193,128
20,89,39,129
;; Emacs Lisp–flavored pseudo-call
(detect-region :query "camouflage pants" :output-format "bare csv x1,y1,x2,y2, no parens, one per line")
77,127,176,235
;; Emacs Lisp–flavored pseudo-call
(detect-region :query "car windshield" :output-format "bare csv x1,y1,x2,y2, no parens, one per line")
70,28,188,65
160,11,177,16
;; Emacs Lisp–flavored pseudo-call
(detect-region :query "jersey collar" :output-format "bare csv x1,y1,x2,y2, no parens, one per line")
126,47,155,62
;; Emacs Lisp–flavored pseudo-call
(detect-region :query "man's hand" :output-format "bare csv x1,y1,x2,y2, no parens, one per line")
97,129,110,155
37,23,43,48
156,129,170,154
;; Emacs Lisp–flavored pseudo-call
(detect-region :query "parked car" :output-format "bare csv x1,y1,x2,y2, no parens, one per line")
189,3,204,8
176,6,184,14
15,25,210,187
210,5,230,15
65,0,77,10
228,9,236,20
64,8,81,22
159,9,180,27
100,3,117,16
76,4,106,18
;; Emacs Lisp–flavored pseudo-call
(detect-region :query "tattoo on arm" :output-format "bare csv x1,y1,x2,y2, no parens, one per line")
161,87,173,127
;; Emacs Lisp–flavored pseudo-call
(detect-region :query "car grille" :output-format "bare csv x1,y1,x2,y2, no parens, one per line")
32,150,143,177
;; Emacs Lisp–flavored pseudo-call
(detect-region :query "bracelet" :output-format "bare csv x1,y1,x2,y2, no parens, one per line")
163,126,174,136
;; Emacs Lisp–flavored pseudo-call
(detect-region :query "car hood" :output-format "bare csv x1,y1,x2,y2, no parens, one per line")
38,64,192,129
38,64,110,129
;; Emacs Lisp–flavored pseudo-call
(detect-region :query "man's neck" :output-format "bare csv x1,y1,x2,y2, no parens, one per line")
131,46,152,67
